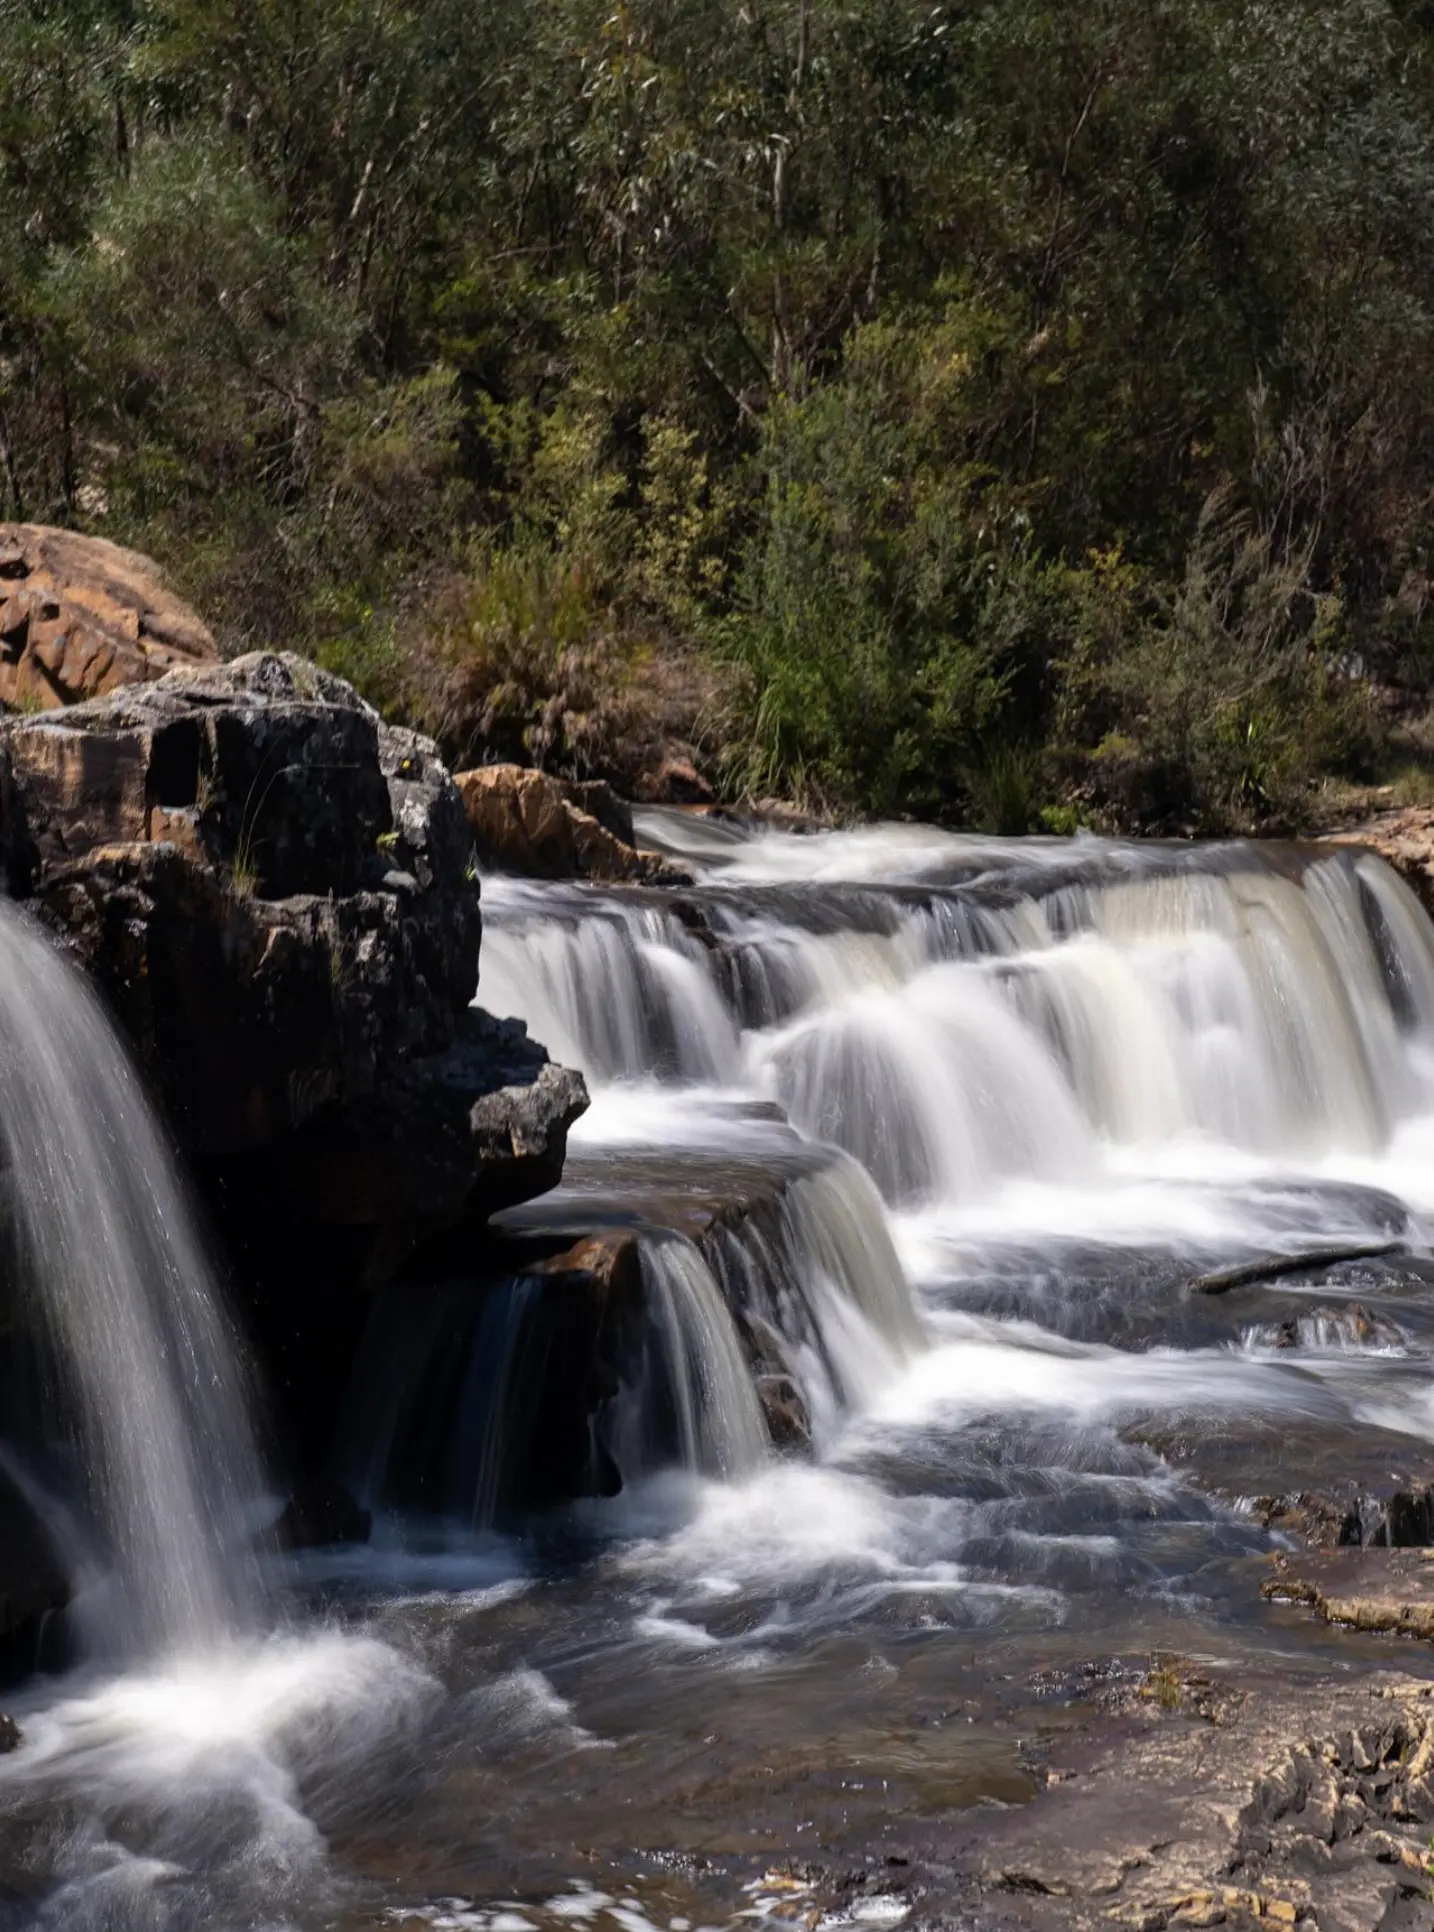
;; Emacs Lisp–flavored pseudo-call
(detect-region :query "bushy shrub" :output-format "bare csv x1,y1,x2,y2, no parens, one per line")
1054,491,1376,832
716,340,1068,818
4,0,1426,826
401,539,654,778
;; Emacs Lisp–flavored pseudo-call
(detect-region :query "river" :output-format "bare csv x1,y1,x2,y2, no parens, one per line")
3,819,1434,1929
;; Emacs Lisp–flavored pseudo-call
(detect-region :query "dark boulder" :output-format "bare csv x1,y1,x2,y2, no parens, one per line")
262,1478,372,1553
0,654,588,1460
0,654,585,1225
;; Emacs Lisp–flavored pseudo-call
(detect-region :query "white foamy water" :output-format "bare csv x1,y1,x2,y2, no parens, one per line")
477,819,1434,1649
0,903,437,1928
0,901,263,1659
11,810,1434,1927
0,1630,438,1929
606,1239,770,1482
483,831,1434,1242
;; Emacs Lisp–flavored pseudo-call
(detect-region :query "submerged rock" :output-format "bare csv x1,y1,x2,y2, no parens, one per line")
1265,1547,1434,1638
754,1371,811,1451
0,522,216,709
1247,1301,1408,1352
454,762,688,884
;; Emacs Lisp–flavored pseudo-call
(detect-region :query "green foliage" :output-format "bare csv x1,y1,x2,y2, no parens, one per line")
717,318,1070,817
1055,497,1375,831
3,0,1434,827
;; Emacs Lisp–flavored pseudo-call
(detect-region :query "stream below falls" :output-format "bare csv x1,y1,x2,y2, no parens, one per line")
8,820,1434,1928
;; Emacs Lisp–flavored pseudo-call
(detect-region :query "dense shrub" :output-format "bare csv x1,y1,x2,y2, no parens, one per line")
1054,495,1376,832
4,0,1433,827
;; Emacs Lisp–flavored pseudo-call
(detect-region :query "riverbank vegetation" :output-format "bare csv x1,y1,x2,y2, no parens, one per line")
7,0,1434,831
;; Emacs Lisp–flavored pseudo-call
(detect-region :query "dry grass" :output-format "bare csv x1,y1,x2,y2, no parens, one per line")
399,545,726,791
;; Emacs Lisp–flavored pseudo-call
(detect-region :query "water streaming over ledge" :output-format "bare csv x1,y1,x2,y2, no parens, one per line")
0,901,435,1932
606,1237,770,1482
11,819,1434,1928
480,834,1434,1214
0,901,263,1660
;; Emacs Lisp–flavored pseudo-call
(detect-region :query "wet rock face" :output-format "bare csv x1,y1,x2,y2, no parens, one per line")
1267,1547,1434,1637
0,523,216,709
453,762,689,884
0,654,587,1282
972,1669,1434,1932
339,1228,642,1526
0,1462,67,1685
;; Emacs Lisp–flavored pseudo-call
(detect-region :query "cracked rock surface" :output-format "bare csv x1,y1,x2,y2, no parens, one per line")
946,1666,1434,1931
0,651,587,1279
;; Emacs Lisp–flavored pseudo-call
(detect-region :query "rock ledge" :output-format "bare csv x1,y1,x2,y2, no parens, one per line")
0,652,588,1277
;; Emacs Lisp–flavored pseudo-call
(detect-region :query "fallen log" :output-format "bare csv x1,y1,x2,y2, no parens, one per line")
1189,1240,1406,1296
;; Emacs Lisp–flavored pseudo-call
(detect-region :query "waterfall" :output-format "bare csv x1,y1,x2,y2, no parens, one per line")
744,859,1434,1201
337,1274,555,1530
604,1237,769,1482
484,846,1434,1203
479,832,1434,1482
706,1156,925,1435
338,1239,769,1525
478,879,741,1084
0,901,262,1659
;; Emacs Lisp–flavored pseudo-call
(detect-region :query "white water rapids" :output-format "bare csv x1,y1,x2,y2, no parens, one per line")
473,821,1434,1629
8,820,1434,1927
480,827,1434,1213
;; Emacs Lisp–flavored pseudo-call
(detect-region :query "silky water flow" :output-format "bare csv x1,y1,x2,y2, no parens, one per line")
7,825,1434,1927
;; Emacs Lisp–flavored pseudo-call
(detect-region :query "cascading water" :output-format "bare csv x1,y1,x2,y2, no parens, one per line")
478,881,742,1084
476,822,1434,1645
0,900,262,1659
603,1237,769,1482
704,1156,924,1437
334,1274,551,1532
15,809,1434,1931
0,903,433,1932
484,835,1434,1219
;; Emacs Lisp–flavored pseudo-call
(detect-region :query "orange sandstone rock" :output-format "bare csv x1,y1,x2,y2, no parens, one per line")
0,522,216,710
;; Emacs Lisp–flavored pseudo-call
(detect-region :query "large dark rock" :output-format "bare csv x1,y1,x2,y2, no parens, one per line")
341,1227,644,1527
0,653,587,1304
